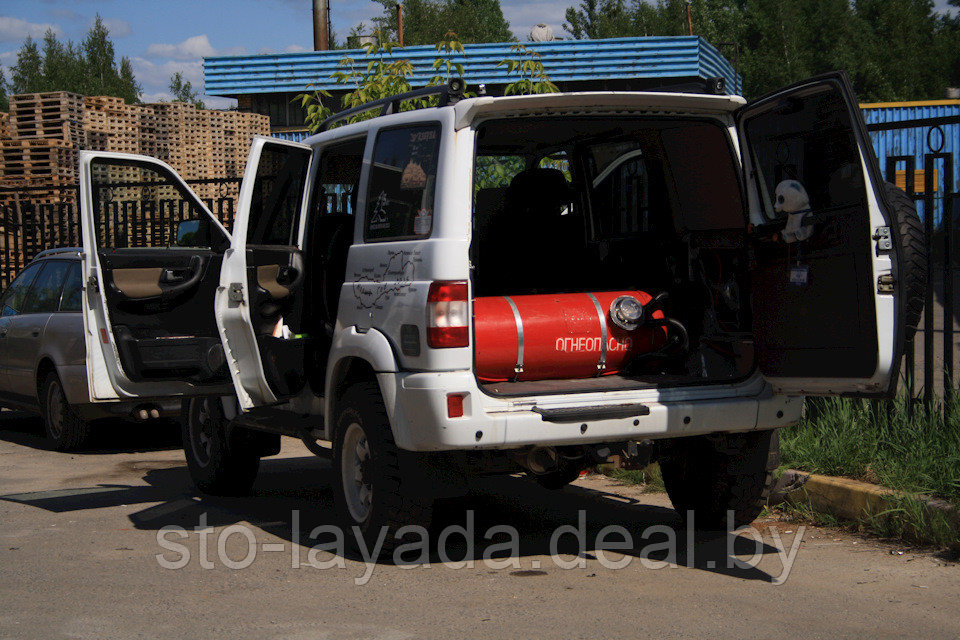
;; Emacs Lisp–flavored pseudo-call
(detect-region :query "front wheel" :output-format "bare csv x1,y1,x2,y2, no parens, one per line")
41,372,91,451
332,382,433,555
181,397,260,496
659,430,779,530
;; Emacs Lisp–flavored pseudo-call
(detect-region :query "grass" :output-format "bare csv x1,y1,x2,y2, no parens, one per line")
780,394,960,548
603,464,665,493
780,395,960,504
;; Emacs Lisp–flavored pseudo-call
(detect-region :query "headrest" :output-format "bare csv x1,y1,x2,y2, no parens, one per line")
506,168,573,212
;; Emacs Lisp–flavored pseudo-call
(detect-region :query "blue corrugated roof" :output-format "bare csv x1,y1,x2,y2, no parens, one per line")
204,36,742,97
863,101,960,223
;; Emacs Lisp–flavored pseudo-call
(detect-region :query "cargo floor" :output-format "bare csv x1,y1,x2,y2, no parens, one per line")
480,373,710,397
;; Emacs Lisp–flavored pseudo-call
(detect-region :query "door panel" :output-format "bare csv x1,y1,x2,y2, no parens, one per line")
6,260,71,398
218,137,314,409
0,261,43,402
79,151,234,401
738,72,899,396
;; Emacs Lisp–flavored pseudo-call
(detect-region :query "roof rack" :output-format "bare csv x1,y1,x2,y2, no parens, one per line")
319,78,466,132
32,247,82,261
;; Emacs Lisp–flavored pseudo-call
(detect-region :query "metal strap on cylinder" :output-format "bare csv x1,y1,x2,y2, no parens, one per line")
587,292,607,375
503,296,524,381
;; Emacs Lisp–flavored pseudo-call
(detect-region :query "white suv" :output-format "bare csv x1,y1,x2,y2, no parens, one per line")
76,72,923,548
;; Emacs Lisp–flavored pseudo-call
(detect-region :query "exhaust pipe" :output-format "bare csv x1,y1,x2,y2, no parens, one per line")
133,404,162,421
526,446,559,474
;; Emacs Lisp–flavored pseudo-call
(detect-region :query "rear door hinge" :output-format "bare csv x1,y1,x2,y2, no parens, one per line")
86,274,99,293
877,274,895,293
873,226,892,252
228,282,245,305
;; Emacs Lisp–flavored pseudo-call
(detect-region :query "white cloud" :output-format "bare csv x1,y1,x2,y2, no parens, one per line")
144,34,246,61
499,1,569,39
283,44,310,53
203,95,238,109
98,17,132,39
131,57,204,94
0,16,62,43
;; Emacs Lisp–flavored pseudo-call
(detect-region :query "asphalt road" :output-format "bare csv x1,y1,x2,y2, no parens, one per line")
0,409,957,640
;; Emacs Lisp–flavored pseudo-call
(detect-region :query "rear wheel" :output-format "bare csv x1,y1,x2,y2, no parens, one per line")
659,430,779,530
332,382,434,555
182,396,260,496
41,373,91,451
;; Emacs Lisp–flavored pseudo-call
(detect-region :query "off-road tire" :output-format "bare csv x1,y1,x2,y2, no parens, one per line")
332,382,434,555
41,372,92,451
885,182,926,339
182,396,260,496
659,430,779,531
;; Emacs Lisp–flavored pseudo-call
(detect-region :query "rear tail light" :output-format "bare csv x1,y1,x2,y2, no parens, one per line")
427,281,469,348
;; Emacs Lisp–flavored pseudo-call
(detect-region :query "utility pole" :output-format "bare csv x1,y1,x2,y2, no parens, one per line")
313,0,330,51
396,3,404,47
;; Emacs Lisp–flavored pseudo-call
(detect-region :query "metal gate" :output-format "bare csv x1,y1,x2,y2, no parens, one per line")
0,179,241,291
868,113,960,407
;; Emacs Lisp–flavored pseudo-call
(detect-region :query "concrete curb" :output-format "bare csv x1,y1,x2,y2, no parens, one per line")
773,469,960,540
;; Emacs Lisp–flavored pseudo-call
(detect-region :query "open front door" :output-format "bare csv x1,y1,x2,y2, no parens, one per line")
79,152,234,401
738,72,902,397
217,137,313,410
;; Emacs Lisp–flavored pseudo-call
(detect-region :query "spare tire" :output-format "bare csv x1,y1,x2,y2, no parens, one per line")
885,182,927,339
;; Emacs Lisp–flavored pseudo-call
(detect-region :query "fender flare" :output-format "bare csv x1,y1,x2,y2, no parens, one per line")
323,326,402,440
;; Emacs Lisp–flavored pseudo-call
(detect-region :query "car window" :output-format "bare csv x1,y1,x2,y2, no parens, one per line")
59,263,82,312
313,137,366,216
21,261,71,315
246,144,312,245
90,158,228,250
364,124,441,241
0,262,43,317
743,85,865,220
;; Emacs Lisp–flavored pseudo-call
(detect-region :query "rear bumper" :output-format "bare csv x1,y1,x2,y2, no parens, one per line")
387,370,802,452
76,399,182,421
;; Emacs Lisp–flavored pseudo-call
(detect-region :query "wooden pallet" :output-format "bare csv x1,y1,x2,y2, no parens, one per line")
0,113,9,140
9,92,85,147
0,140,77,182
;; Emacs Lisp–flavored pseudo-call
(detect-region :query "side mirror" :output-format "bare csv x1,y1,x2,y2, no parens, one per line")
176,219,202,247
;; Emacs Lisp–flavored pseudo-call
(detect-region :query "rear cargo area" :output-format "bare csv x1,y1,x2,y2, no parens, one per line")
470,115,755,395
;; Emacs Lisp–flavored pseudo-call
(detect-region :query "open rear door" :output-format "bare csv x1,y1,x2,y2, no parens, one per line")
217,137,313,410
738,72,902,397
79,151,234,401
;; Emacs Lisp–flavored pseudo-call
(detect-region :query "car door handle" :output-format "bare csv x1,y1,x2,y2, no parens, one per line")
31,329,41,337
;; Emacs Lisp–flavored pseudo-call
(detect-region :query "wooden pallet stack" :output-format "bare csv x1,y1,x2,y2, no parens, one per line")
2,92,84,202
1,92,271,199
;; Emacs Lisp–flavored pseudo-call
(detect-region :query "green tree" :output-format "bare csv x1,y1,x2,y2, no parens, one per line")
564,0,633,39
560,0,960,100
372,0,513,45
498,43,560,95
0,69,8,112
9,16,140,101
169,71,205,109
83,15,122,95
118,58,142,104
10,36,43,94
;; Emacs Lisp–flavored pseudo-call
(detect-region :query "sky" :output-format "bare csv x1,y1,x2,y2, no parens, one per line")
0,0,956,108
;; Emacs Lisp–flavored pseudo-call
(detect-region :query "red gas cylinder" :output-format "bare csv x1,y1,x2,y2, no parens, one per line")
474,291,667,382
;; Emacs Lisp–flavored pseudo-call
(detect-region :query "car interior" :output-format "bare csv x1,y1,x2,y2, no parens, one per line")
471,100,876,395
90,158,233,385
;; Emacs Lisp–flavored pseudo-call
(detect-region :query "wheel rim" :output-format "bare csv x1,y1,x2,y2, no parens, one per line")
45,380,66,440
340,422,372,524
189,398,216,468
